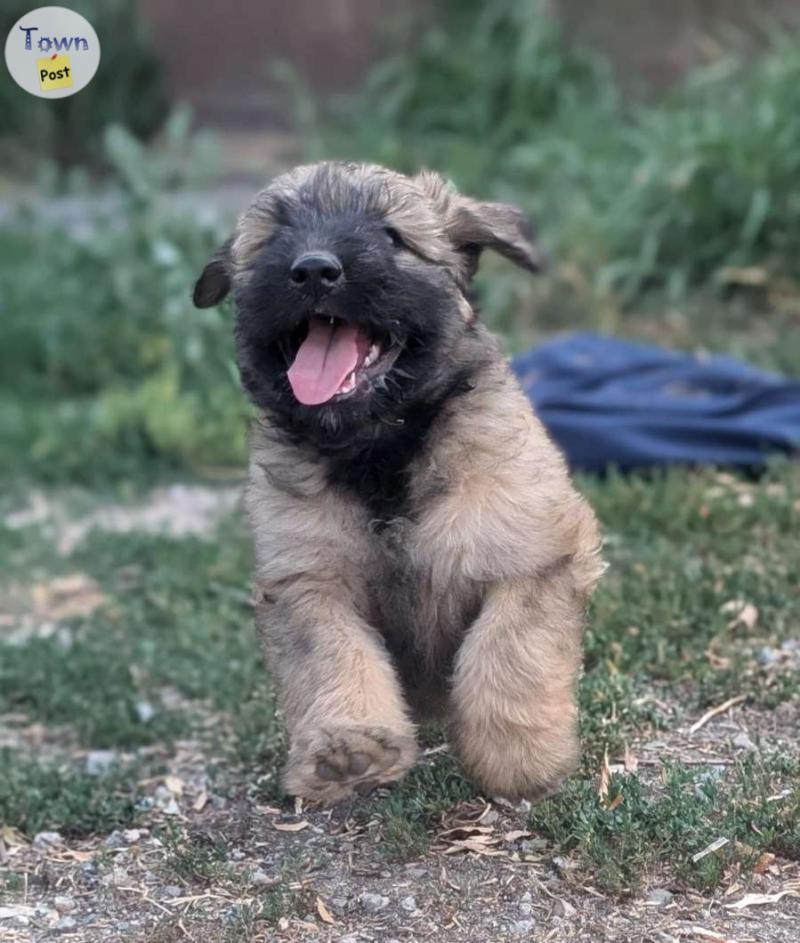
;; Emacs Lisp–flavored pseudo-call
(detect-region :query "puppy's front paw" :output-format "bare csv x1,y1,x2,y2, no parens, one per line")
283,725,418,803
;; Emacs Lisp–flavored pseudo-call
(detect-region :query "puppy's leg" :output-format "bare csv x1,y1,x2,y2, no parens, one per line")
449,564,588,800
257,587,417,802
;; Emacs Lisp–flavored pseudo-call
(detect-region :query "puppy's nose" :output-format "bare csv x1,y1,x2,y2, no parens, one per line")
290,252,343,292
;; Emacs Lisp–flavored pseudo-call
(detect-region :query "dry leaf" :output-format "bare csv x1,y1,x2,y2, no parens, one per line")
598,749,611,801
442,840,505,856
686,928,732,943
724,890,798,910
31,573,107,621
192,791,208,812
273,820,310,832
720,599,758,631
753,852,775,875
164,775,184,797
53,849,95,862
315,897,335,925
503,830,532,843
623,744,638,774
1,825,28,847
691,837,730,863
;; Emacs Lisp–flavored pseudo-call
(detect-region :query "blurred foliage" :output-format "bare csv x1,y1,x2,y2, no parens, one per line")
2,0,800,483
0,0,168,171
0,111,248,484
288,0,800,299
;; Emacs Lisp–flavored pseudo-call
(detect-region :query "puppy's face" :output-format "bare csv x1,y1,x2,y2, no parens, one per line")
194,162,541,447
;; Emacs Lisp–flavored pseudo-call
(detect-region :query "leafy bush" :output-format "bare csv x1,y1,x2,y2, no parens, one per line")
293,0,800,298
0,0,168,170
0,113,247,483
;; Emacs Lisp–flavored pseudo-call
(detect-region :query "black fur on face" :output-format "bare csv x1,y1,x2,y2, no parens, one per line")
234,218,472,456
193,162,541,473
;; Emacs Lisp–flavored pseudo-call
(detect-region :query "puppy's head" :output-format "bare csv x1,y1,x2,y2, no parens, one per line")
194,161,542,447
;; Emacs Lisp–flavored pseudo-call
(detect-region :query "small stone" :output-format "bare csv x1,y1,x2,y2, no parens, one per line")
329,897,349,915
105,830,127,848
103,866,128,886
80,860,99,885
153,785,180,815
399,895,418,913
405,866,427,878
518,902,533,916
163,886,182,898
757,646,778,666
359,892,389,913
509,919,535,935
520,891,533,903
122,829,142,843
249,869,272,886
86,750,117,776
55,916,78,932
53,897,76,915
551,855,577,875
135,700,155,723
554,898,577,918
646,888,673,907
733,732,755,751
33,831,63,850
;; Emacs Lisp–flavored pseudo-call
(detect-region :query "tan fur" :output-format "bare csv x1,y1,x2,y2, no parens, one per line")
228,163,604,802
246,356,602,802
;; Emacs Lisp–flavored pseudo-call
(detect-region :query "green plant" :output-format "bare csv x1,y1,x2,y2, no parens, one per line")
0,114,245,485
0,749,140,837
530,755,800,894
292,0,800,299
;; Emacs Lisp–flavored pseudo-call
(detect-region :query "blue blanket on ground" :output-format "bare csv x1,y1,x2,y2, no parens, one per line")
511,333,800,472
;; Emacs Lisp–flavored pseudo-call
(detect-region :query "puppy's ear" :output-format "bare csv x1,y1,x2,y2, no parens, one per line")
193,238,233,308
414,170,544,278
447,198,545,276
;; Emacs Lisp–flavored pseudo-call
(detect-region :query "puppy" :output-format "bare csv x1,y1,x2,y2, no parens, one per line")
193,162,603,802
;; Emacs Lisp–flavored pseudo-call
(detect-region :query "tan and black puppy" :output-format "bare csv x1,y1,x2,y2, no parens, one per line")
194,162,603,803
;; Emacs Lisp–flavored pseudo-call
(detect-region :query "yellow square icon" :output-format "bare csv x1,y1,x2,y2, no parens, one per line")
37,54,74,92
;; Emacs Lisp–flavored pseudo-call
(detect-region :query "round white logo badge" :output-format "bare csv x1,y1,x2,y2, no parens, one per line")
4,6,100,99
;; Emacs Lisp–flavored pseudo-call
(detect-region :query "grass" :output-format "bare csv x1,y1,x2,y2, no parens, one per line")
531,754,800,894
2,460,797,892
0,750,140,838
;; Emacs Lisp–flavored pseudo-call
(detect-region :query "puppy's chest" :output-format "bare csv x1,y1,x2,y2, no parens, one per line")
364,523,482,678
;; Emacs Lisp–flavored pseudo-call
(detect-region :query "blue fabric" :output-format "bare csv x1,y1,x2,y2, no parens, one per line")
511,332,800,472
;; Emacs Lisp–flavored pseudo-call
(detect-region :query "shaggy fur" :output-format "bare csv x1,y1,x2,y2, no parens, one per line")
194,161,603,802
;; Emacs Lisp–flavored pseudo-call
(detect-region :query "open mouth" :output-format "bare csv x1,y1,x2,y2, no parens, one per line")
283,315,400,406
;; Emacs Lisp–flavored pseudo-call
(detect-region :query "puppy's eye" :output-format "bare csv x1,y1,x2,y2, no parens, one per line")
384,226,404,249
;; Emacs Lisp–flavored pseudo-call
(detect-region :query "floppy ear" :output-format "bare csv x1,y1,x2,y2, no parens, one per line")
447,198,545,277
413,170,544,279
193,238,233,308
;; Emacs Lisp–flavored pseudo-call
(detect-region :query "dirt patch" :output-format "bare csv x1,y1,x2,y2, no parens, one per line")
2,702,799,942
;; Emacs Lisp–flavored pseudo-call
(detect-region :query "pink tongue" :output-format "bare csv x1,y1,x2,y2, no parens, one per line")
287,317,365,405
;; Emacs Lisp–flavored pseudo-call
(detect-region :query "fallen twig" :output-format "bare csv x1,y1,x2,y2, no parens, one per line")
689,695,746,734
